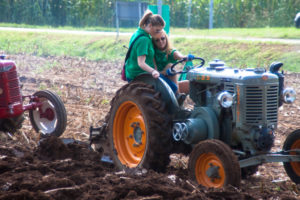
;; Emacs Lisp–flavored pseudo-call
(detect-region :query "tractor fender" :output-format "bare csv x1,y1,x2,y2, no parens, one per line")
134,73,180,114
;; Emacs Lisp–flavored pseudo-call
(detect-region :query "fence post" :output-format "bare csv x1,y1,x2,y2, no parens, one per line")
187,0,192,30
157,0,162,16
209,0,213,29
116,2,119,39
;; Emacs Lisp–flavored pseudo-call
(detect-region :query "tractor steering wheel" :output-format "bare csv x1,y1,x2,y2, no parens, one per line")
169,57,205,75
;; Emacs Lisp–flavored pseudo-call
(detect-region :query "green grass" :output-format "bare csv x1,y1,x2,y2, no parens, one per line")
0,23,136,34
0,28,299,72
170,27,300,39
1,23,300,39
172,38,300,70
0,31,129,60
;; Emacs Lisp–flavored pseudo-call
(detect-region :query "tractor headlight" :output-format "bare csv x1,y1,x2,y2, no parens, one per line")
282,88,296,104
218,91,233,108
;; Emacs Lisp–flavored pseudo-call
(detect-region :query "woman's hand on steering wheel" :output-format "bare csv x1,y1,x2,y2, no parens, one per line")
169,56,205,75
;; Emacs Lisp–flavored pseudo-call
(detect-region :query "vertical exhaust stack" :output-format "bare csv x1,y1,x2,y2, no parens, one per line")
269,62,284,107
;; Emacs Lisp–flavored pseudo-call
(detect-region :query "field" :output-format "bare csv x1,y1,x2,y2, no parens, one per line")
1,27,300,72
0,54,300,199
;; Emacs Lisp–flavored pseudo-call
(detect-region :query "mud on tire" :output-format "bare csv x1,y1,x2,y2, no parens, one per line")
188,139,241,188
107,81,173,172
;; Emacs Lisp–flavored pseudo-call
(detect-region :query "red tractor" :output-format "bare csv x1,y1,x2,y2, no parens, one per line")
0,55,67,137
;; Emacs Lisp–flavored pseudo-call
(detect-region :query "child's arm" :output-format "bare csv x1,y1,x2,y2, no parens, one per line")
138,55,159,78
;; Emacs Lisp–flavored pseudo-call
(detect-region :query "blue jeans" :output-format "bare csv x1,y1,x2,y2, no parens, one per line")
159,74,178,94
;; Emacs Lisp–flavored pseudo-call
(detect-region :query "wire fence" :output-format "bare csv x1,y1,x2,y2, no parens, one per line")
0,0,299,28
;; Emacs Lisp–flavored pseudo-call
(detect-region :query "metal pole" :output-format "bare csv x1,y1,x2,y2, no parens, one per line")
187,0,192,30
209,0,213,29
138,2,142,20
157,0,162,16
116,2,119,39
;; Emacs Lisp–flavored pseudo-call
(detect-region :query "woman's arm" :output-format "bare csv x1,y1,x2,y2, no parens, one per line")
173,51,185,60
138,55,160,78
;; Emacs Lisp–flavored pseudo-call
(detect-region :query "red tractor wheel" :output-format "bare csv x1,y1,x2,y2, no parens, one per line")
29,90,67,137
283,129,300,184
188,139,241,188
107,82,172,172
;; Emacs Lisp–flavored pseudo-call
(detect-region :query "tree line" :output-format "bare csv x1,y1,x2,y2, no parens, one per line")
0,0,299,28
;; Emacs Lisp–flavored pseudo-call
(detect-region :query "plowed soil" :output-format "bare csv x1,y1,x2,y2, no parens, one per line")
0,54,300,200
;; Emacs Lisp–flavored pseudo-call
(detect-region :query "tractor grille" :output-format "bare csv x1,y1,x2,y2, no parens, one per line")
0,69,22,107
8,70,21,99
7,70,21,103
225,84,234,94
244,85,278,125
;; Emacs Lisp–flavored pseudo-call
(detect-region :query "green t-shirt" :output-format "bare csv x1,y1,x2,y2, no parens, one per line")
125,28,155,80
154,49,177,71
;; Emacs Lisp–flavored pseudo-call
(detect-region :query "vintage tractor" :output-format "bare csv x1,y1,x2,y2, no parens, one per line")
0,55,67,137
90,57,300,188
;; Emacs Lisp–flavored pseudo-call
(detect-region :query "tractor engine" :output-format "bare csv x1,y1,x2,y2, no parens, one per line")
174,60,296,154
0,58,23,131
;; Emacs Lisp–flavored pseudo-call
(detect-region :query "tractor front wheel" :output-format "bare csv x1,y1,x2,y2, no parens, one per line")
29,90,67,137
108,82,172,172
188,139,241,188
283,129,300,184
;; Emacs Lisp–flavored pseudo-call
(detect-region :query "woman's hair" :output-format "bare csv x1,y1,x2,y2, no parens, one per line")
139,10,165,28
153,30,173,56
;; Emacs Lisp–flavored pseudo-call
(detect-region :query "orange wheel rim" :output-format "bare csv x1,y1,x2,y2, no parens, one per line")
113,101,146,168
290,140,300,176
195,153,225,188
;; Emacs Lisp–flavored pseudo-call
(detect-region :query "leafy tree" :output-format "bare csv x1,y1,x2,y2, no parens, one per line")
0,0,299,28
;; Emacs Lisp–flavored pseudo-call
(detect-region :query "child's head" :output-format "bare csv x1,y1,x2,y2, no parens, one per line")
139,10,165,36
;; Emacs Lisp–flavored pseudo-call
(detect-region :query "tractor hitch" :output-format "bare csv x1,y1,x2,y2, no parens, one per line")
89,124,107,145
239,150,300,168
89,124,113,165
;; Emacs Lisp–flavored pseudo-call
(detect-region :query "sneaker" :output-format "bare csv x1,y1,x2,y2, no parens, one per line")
176,93,187,106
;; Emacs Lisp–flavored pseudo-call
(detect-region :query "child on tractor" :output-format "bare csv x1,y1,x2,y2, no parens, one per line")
124,10,164,81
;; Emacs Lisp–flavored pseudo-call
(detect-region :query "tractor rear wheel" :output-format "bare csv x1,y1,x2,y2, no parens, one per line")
108,82,172,172
283,129,300,184
188,139,241,188
29,90,67,137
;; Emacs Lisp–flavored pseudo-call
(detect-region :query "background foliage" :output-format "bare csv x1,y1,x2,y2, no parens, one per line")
0,0,299,28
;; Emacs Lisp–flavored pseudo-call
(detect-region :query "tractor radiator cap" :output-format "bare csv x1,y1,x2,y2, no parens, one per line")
209,59,225,68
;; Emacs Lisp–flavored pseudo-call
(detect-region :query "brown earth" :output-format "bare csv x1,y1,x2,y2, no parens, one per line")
0,54,300,199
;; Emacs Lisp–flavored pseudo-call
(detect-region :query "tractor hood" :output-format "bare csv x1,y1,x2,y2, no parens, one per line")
0,60,16,73
186,66,278,85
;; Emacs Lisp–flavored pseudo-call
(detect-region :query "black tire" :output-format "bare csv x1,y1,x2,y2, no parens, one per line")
283,129,300,184
188,139,241,188
107,82,173,172
29,90,67,137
